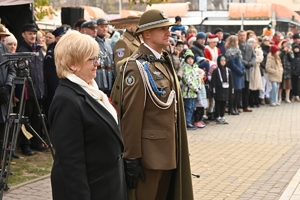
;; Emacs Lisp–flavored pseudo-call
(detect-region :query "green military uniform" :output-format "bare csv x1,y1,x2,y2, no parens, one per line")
113,9,194,200
114,31,141,73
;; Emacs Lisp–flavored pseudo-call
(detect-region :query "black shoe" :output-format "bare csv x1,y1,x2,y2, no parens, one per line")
21,147,34,156
187,123,197,130
11,151,20,159
228,109,238,115
31,143,50,152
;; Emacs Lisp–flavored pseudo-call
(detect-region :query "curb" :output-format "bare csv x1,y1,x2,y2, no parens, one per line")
279,165,300,199
4,174,50,193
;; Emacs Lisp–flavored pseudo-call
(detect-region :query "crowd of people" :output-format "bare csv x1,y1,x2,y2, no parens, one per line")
170,18,300,129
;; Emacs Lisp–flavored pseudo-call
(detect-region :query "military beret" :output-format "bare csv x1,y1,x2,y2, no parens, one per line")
97,18,109,25
81,20,97,28
22,23,39,32
52,26,69,37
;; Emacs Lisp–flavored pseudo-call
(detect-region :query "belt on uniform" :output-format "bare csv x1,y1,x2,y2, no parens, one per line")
97,66,113,70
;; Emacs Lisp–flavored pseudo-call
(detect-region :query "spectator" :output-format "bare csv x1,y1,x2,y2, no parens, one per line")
44,26,70,119
262,23,274,37
171,16,186,35
225,35,245,115
259,36,272,105
186,26,197,38
214,28,226,54
194,67,207,128
165,37,183,80
265,45,283,106
45,31,55,47
0,25,16,158
238,30,256,112
278,40,294,104
246,30,256,40
181,49,201,130
211,55,233,124
186,35,196,47
37,30,46,56
176,39,185,58
292,33,300,46
291,44,300,102
247,38,263,108
74,18,86,33
49,30,126,200
190,32,206,60
271,31,282,46
16,23,48,155
204,34,221,63
5,33,17,53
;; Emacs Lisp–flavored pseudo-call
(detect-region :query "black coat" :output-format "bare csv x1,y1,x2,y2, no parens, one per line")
211,66,234,101
279,50,294,79
16,40,45,99
49,78,127,200
190,41,205,59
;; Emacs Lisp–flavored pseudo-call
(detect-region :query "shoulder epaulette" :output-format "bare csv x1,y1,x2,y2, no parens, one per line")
129,51,143,61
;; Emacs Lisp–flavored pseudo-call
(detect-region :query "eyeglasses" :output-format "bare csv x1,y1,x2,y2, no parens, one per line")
88,55,101,65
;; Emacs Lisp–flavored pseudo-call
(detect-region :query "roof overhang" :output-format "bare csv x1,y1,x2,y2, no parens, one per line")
0,0,33,6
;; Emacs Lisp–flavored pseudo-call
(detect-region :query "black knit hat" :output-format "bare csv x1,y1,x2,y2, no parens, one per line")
214,28,223,34
293,33,300,40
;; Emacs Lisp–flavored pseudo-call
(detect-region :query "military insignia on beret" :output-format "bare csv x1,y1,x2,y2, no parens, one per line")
160,12,167,19
116,48,125,58
125,75,135,86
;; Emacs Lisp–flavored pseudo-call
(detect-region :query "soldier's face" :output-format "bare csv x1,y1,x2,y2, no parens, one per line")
22,31,37,45
84,27,98,38
97,24,109,37
145,26,171,50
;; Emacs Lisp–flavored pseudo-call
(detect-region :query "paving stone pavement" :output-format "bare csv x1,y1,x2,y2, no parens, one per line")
2,102,300,199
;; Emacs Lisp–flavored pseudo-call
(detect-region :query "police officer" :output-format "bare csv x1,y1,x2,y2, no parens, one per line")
119,9,194,200
95,18,114,96
110,16,141,73
44,25,70,119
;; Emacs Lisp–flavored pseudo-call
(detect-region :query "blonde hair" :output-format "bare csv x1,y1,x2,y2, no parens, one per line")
54,30,99,78
186,26,197,37
225,35,238,49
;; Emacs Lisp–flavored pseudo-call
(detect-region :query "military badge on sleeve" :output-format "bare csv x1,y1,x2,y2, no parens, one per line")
116,48,125,58
125,75,135,86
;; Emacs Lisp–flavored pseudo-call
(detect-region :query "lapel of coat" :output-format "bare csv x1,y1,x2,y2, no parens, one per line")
139,44,170,81
60,79,124,145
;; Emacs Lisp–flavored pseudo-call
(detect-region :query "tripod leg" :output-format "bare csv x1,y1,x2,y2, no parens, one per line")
27,77,54,158
0,80,27,199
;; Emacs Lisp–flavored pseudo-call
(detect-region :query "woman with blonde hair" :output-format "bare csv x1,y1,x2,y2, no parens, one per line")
265,45,283,106
225,35,246,114
49,30,126,200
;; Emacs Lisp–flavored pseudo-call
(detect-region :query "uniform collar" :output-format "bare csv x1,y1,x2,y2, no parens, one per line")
144,43,161,59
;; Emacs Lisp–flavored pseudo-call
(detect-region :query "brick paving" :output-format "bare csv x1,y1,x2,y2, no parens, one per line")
3,102,300,199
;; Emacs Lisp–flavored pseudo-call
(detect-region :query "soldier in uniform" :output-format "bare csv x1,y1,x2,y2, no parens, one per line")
95,18,114,96
44,26,70,119
110,16,141,73
119,9,194,200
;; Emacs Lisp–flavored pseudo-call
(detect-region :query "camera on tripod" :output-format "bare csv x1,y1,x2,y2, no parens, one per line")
1,52,38,77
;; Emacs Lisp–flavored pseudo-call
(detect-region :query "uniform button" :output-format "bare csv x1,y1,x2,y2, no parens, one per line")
150,134,154,138
160,84,164,87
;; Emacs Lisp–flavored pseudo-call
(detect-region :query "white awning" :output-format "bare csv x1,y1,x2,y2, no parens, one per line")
0,0,33,6
203,20,271,26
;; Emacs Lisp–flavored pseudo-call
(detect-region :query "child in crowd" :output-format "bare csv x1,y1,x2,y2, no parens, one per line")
204,34,221,63
181,49,201,130
291,44,300,102
193,67,208,128
206,61,218,120
265,45,283,106
211,55,233,124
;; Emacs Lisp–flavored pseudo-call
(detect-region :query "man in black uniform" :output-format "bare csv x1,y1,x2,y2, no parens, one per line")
44,26,70,119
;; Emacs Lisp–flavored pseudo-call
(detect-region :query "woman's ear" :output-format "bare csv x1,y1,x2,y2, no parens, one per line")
70,65,77,72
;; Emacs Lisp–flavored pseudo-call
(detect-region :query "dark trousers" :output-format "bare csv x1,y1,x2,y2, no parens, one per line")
249,90,260,106
214,100,226,118
19,99,43,148
233,89,242,112
242,80,250,109
292,75,300,96
193,107,204,122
